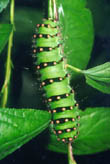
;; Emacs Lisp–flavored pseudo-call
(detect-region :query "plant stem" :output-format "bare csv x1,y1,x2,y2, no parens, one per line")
0,0,15,107
66,64,83,74
48,0,58,20
48,0,52,18
68,143,77,164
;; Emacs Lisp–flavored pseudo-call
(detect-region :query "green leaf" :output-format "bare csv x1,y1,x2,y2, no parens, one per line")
83,62,110,94
58,0,86,10
0,0,9,13
0,108,51,160
48,107,110,155
58,0,94,78
0,24,12,54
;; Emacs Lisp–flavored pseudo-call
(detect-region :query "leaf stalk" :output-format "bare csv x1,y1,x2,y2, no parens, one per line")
0,0,15,107
66,64,83,74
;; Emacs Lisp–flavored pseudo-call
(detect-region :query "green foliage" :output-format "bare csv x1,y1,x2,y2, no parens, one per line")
58,0,86,9
0,0,110,162
83,62,110,94
0,0,9,13
0,108,51,160
0,24,12,54
58,0,94,78
67,62,110,94
48,107,110,155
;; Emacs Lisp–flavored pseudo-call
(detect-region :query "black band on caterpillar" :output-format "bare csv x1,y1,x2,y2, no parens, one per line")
33,33,60,39
48,106,74,113
40,74,69,86
47,93,72,102
36,58,64,70
33,44,61,53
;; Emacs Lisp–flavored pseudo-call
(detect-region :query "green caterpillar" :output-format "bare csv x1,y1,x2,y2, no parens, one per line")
32,3,80,143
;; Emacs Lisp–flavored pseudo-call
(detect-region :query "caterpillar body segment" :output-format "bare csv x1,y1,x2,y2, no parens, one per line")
33,18,80,143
